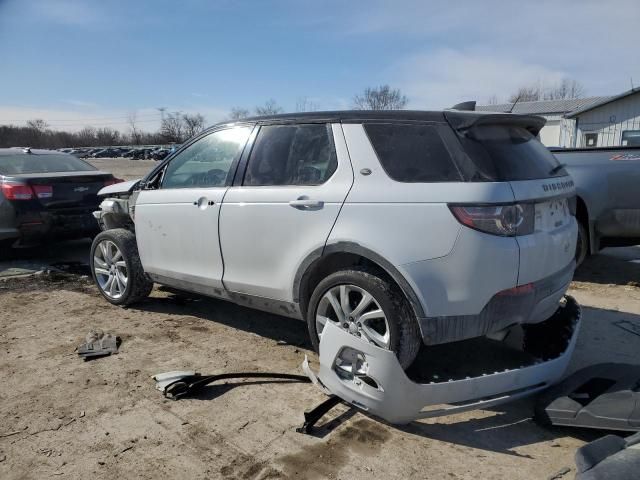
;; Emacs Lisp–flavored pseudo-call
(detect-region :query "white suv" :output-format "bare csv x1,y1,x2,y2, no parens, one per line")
91,110,577,368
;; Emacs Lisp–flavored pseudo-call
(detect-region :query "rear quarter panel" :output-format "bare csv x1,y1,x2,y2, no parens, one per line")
332,123,520,317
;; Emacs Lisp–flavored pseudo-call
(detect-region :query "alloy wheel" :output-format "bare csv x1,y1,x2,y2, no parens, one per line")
93,240,128,299
315,284,390,349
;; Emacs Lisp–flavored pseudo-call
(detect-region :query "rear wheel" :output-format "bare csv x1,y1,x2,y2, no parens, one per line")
307,268,421,369
90,229,152,305
575,221,589,267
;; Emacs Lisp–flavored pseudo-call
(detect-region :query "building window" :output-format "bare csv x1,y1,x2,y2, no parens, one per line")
621,130,640,147
584,133,598,148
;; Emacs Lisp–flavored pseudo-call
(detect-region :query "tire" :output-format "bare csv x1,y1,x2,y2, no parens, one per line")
306,267,421,369
90,228,153,306
575,221,589,267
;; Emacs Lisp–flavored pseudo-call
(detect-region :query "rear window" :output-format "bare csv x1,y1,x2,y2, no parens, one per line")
0,153,97,175
364,123,462,182
459,125,567,181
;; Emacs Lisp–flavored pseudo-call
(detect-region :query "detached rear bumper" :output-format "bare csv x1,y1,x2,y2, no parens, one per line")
306,296,580,425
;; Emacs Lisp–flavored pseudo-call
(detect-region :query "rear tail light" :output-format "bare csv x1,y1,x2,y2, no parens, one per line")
104,177,124,186
1,181,53,201
1,181,34,200
449,203,535,236
32,185,53,199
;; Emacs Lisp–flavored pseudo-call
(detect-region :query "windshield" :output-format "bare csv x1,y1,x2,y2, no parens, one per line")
0,153,97,175
459,125,567,181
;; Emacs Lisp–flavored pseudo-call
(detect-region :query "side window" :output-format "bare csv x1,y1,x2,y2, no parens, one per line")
364,123,463,183
243,124,337,186
162,126,252,189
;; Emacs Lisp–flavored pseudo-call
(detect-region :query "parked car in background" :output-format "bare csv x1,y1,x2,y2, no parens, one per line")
149,148,170,160
91,148,121,158
92,110,577,372
0,148,122,251
550,146,640,265
130,148,152,160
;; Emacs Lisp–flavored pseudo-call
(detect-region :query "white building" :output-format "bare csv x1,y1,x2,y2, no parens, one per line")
565,88,640,147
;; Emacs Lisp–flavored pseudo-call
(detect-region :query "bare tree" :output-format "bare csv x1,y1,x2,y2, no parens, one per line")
544,78,585,100
353,85,408,110
26,119,49,132
160,112,185,143
182,113,206,139
128,112,143,145
254,99,283,116
228,107,250,120
95,127,120,146
508,85,541,103
486,95,499,105
295,97,319,112
508,78,585,103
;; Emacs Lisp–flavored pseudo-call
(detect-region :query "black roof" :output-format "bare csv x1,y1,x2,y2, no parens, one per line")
212,109,546,135
224,110,448,125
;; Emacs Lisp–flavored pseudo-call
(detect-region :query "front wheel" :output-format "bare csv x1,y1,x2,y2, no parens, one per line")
90,229,153,306
306,268,421,369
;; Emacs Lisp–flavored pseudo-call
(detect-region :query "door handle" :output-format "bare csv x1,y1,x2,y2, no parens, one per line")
194,197,215,208
289,198,324,209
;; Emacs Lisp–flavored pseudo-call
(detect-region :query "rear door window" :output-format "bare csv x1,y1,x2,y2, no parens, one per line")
363,123,463,182
243,124,337,186
459,125,567,181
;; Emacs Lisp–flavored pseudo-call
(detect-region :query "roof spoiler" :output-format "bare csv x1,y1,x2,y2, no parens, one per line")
450,101,476,111
444,111,546,136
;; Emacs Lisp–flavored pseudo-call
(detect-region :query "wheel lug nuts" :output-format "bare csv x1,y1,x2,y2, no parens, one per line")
342,323,349,328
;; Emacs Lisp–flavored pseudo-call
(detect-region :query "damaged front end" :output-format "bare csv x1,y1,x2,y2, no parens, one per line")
304,296,581,425
92,179,140,231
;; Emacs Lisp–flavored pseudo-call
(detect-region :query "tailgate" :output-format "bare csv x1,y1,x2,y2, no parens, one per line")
511,177,577,285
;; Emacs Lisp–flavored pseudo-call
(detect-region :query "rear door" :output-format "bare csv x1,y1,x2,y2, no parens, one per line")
219,123,353,301
134,126,252,292
456,123,577,284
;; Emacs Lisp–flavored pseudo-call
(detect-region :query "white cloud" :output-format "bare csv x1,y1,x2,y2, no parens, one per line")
394,50,567,109
305,0,640,101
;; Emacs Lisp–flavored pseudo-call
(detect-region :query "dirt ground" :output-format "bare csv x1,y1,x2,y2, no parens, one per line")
0,159,639,479
89,158,158,181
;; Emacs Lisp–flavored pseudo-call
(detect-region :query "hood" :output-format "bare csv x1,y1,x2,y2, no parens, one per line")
98,179,140,197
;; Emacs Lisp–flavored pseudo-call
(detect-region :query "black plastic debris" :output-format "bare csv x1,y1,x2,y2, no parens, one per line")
575,431,640,479
77,331,119,360
535,363,640,432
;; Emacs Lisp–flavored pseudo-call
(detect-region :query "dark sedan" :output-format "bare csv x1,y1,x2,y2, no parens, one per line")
0,148,122,250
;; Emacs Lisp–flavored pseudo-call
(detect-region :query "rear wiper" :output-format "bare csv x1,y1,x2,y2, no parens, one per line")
549,163,567,175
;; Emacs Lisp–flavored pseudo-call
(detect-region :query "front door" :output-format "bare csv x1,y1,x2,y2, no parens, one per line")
134,126,253,292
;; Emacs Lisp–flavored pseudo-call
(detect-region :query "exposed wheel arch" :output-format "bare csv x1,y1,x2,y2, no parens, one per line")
575,195,592,256
294,242,426,322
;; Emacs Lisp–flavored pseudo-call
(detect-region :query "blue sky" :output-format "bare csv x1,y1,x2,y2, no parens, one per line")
1,0,639,131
